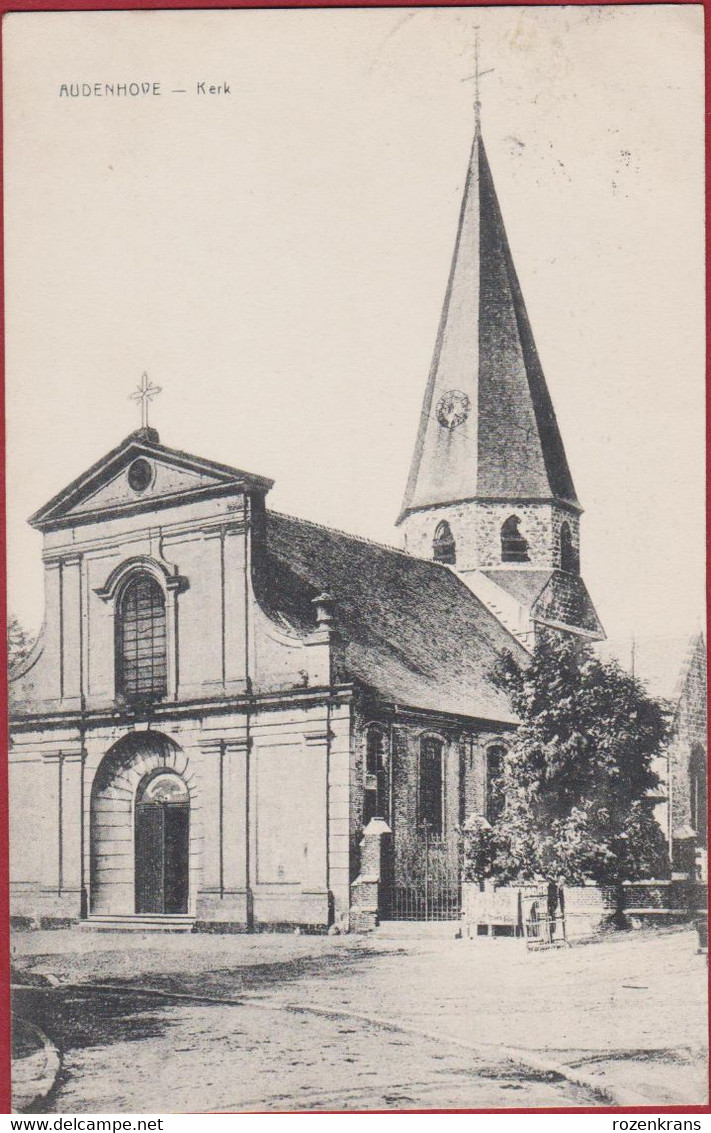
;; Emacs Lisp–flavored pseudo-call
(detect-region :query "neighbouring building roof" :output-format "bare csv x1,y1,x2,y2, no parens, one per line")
260,511,528,723
399,123,579,522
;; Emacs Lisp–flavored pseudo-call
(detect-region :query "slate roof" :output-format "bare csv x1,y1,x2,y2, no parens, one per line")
482,569,553,608
400,125,579,521
260,511,527,723
484,567,604,639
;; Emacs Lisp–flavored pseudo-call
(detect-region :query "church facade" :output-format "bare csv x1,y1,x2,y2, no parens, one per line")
8,112,602,931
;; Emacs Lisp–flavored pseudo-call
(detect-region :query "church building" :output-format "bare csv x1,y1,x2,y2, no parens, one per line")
8,107,603,931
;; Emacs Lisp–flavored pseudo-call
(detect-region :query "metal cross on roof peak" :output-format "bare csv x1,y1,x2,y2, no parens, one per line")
461,29,494,129
130,372,162,430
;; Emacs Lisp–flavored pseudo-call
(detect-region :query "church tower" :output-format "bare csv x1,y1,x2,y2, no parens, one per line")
397,103,603,646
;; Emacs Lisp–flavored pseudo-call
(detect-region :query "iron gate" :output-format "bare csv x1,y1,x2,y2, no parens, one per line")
383,826,461,921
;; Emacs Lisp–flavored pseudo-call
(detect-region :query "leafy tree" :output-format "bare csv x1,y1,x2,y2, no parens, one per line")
8,614,35,676
460,814,499,882
465,633,670,893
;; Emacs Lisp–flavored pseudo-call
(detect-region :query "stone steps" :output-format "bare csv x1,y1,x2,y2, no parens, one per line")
375,919,461,938
79,913,195,933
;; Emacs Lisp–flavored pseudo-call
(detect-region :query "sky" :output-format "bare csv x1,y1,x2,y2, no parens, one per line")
3,4,705,643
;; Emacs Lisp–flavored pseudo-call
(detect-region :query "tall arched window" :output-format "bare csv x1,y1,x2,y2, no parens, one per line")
690,746,707,846
486,745,506,823
117,574,167,701
419,735,444,839
364,725,390,825
501,516,529,563
433,521,456,565
560,522,579,574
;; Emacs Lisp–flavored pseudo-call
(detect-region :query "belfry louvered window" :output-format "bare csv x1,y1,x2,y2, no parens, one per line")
117,574,167,700
433,521,456,565
501,516,530,563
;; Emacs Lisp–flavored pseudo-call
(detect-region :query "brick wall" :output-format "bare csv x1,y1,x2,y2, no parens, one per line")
351,710,512,888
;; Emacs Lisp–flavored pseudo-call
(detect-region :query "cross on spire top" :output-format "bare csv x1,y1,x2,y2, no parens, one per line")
461,28,494,130
130,372,162,430
474,28,481,126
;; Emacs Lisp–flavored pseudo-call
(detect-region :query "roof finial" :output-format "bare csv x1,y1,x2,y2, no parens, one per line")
474,26,481,130
461,29,493,133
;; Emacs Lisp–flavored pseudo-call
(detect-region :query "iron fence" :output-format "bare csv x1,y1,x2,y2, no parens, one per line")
386,881,461,921
382,825,461,922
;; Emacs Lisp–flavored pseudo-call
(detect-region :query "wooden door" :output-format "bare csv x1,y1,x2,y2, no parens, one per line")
135,800,189,914
164,805,190,914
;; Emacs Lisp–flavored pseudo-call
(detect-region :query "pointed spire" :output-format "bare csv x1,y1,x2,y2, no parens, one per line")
399,107,579,522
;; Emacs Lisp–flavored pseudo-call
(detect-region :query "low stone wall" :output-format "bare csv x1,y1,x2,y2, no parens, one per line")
561,881,693,935
462,878,698,941
461,881,550,937
562,884,620,938
461,881,522,936
619,880,688,914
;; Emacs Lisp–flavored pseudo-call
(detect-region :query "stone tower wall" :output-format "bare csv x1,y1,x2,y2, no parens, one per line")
399,501,580,573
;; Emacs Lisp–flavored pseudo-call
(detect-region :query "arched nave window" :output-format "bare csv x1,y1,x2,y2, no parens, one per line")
419,735,444,839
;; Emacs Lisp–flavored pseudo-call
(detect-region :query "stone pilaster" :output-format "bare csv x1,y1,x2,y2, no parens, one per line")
350,817,392,932
195,736,252,927
61,555,84,708
223,526,249,695
300,728,330,923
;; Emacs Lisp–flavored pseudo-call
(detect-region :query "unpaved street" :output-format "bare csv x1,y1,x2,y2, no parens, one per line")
13,984,589,1112
11,925,708,1112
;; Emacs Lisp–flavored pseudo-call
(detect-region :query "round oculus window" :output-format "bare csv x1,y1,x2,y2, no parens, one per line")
127,458,153,493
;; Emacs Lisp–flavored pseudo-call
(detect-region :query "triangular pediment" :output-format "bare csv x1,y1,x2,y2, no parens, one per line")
30,430,273,530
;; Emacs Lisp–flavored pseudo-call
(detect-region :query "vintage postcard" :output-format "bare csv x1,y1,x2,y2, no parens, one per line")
4,3,707,1116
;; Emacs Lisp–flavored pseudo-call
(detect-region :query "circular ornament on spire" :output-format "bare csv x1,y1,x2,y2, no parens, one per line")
436,390,471,431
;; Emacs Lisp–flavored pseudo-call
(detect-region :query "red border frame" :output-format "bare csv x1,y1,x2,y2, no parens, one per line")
0,0,708,1118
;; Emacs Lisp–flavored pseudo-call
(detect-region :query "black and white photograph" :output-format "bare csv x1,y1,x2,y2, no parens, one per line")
4,4,707,1114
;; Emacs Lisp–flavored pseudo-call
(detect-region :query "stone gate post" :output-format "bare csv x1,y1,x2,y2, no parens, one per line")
350,817,392,932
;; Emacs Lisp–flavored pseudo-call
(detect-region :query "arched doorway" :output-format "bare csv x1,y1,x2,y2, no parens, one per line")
90,730,195,917
135,772,190,914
